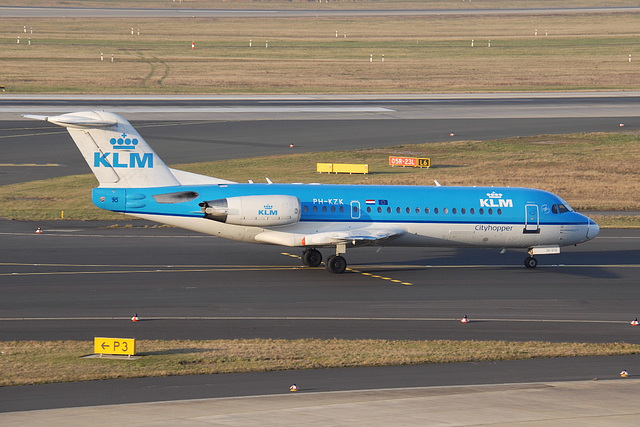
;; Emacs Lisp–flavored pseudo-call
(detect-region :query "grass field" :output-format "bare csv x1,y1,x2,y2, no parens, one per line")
2,339,639,386
1,132,638,227
2,6,640,93
4,1,640,10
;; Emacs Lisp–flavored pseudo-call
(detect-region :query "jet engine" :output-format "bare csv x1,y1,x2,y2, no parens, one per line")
199,195,301,226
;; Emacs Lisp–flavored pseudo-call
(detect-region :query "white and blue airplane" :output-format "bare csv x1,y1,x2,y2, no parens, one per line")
27,111,599,273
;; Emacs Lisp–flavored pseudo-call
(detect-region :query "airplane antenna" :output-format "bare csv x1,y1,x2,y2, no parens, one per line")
248,179,254,184
434,180,442,187
265,177,273,184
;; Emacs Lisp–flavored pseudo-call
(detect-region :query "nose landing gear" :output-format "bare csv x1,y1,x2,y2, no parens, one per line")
524,256,538,269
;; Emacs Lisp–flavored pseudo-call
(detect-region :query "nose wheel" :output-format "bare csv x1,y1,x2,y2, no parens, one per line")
524,256,538,269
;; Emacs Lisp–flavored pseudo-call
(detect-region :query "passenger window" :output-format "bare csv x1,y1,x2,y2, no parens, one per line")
443,208,449,214
387,207,392,213
479,208,484,215
406,207,411,214
497,208,502,215
470,208,475,215
322,206,327,212
313,206,318,212
304,206,309,212
377,207,382,213
340,206,345,213
452,208,457,214
353,206,358,213
396,207,401,213
415,207,421,214
434,208,439,214
331,206,336,212
425,207,430,214
461,208,466,214
488,208,493,215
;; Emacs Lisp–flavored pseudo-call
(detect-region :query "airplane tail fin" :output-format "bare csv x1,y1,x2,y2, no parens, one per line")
25,111,180,188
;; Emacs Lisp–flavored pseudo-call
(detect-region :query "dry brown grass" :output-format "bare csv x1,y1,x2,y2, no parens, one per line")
2,9,640,93
4,1,640,10
1,132,639,221
1,339,638,386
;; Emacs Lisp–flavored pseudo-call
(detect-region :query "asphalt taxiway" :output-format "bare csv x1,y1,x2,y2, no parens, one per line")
2,93,640,186
2,94,640,421
1,220,639,344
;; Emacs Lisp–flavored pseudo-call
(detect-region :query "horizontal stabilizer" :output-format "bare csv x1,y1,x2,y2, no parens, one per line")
23,113,117,128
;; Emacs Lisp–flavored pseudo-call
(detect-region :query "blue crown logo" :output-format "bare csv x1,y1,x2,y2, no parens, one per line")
264,204,273,210
110,133,139,150
486,192,503,198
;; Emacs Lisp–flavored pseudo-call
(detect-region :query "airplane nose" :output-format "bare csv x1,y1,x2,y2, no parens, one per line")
587,218,600,240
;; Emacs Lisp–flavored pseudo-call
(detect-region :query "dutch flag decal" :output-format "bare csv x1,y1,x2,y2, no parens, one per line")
366,199,375,205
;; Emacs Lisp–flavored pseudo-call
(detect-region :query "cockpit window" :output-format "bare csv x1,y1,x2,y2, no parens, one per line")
552,204,570,214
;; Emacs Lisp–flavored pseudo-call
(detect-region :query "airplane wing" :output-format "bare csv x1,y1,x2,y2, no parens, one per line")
254,228,404,247
301,229,404,247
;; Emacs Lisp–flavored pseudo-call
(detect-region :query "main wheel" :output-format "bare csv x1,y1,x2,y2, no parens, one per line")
524,256,538,269
302,249,322,267
326,255,347,274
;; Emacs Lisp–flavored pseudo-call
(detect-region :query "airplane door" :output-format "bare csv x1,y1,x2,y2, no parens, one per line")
351,201,361,219
524,204,540,233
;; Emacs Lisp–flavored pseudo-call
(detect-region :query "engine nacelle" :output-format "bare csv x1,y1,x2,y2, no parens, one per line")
200,195,301,226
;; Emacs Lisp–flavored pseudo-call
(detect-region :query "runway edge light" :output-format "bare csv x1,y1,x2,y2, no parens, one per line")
131,313,139,322
290,384,299,392
620,370,629,377
631,317,638,326
461,315,470,324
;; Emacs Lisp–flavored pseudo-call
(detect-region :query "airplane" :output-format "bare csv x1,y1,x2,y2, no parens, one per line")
26,111,599,274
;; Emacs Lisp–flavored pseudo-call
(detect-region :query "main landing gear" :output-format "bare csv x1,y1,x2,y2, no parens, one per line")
302,248,322,267
301,247,348,274
325,255,347,274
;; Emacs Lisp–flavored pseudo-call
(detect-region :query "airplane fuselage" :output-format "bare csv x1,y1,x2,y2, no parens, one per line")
93,183,597,249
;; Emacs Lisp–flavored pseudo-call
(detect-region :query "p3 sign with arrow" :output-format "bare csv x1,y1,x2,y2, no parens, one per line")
94,337,136,356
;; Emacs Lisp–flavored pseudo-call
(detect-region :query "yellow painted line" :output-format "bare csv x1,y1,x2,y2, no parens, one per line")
278,253,412,285
0,163,62,167
0,130,65,139
281,252,301,259
0,262,290,268
0,267,299,276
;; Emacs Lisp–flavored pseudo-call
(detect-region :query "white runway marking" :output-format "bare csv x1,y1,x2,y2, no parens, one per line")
0,316,628,324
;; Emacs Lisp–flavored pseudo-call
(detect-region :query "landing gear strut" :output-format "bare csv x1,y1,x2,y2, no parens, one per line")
302,248,322,267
